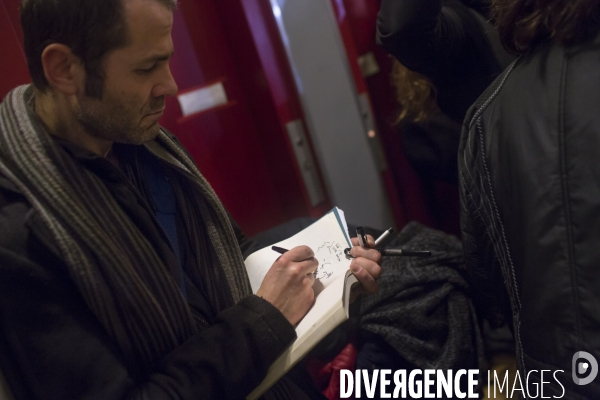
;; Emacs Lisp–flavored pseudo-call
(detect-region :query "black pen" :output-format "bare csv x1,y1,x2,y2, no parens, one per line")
343,247,431,257
271,246,289,254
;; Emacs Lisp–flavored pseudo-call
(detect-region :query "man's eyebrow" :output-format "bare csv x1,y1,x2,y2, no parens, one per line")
138,51,175,64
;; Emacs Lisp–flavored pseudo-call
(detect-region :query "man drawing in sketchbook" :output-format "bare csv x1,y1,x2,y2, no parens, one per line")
0,0,382,399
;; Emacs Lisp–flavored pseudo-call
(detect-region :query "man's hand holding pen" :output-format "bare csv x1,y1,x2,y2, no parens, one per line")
256,245,318,325
261,227,393,323
347,232,382,297
346,226,431,299
345,227,431,258
269,233,383,306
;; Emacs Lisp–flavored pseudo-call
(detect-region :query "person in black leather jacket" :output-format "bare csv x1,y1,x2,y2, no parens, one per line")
459,0,600,397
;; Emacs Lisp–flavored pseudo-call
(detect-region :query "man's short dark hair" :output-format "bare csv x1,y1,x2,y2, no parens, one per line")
21,0,177,99
493,0,600,54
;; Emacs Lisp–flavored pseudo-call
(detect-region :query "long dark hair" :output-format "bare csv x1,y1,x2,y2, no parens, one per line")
494,0,600,54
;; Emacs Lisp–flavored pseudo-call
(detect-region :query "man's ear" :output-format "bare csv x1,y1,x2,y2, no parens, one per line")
40,44,84,96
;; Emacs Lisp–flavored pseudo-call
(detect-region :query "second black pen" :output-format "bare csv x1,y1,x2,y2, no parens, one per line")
343,247,431,257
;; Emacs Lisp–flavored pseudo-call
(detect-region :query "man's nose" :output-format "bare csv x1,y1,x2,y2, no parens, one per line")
153,65,178,98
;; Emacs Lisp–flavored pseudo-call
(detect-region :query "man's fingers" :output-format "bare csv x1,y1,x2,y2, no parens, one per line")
296,257,319,276
354,255,381,281
350,257,380,293
365,235,375,248
351,234,376,248
276,254,318,276
348,246,382,263
280,245,315,262
304,269,316,286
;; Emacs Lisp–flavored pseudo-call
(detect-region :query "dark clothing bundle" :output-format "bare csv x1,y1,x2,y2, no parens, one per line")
0,85,307,399
357,222,484,374
459,32,600,398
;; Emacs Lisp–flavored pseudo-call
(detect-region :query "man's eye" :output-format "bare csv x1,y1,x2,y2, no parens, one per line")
137,65,156,74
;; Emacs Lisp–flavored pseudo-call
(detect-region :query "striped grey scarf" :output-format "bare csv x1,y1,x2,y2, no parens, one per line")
0,85,253,367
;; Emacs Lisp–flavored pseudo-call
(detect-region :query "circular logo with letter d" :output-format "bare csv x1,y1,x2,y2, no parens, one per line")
572,351,598,385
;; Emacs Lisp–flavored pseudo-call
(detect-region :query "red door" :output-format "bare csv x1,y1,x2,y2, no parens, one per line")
162,1,332,235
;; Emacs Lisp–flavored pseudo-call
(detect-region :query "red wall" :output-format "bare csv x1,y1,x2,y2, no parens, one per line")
0,0,30,100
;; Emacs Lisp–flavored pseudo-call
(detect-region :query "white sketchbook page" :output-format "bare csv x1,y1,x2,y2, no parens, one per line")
244,208,352,294
294,269,347,337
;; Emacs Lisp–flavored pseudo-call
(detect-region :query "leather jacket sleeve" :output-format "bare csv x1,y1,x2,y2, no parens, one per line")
376,0,506,124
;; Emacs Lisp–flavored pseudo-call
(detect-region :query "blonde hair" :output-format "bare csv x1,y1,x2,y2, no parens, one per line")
391,59,440,124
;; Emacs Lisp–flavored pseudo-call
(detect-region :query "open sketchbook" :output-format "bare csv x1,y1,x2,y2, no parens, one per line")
245,207,359,400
